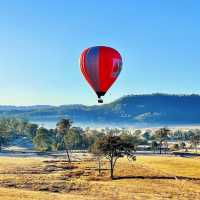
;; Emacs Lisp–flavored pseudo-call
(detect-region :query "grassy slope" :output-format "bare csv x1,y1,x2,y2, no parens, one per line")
0,156,199,200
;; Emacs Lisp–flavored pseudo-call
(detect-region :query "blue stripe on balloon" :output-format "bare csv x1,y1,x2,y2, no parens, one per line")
86,46,100,91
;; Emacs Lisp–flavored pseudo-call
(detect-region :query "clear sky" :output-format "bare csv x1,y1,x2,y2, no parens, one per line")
0,0,200,105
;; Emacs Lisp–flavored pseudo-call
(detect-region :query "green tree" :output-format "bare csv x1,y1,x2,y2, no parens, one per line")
134,129,142,137
33,127,52,151
0,119,14,144
64,127,84,150
143,130,152,141
85,129,105,150
120,131,140,150
56,118,72,162
25,123,38,138
14,118,28,135
151,141,158,153
172,143,179,151
173,129,184,141
155,128,170,154
0,134,7,151
180,142,187,152
190,130,200,153
0,118,30,139
95,135,136,179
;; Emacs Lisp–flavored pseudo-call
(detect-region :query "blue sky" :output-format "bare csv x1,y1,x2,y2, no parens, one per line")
0,0,200,105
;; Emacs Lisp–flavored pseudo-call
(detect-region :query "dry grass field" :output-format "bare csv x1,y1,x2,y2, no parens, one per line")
0,155,199,200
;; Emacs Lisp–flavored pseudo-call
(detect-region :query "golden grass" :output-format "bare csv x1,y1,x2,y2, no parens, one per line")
0,187,96,200
137,156,200,177
0,155,199,200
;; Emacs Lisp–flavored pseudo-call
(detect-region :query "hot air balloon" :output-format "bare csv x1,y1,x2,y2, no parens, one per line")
80,46,122,103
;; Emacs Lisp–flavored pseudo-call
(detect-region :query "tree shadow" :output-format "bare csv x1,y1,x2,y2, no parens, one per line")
113,175,200,181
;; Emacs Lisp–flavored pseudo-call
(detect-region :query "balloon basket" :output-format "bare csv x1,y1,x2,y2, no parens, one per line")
98,98,103,103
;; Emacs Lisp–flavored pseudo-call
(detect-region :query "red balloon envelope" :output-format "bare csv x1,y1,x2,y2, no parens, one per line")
80,46,122,103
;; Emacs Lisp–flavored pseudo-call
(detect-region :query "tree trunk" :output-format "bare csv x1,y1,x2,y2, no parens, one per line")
98,157,101,175
66,149,71,163
159,142,162,154
110,157,114,179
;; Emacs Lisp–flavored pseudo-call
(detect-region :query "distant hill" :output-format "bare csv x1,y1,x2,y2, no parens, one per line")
1,94,200,125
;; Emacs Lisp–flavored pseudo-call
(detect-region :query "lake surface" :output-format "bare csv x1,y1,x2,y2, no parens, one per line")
31,119,200,130
31,120,131,129
31,120,114,129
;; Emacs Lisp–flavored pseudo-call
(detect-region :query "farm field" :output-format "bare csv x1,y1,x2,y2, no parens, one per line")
0,155,199,200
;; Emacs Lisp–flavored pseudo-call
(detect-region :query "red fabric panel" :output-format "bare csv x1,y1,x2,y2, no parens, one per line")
99,46,122,93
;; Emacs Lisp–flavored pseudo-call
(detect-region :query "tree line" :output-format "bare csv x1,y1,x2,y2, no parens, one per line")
0,117,200,155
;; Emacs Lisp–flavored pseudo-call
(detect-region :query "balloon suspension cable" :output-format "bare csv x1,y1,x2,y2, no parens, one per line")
98,97,103,103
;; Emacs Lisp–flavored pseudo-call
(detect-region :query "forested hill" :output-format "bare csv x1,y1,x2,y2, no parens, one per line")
1,94,200,125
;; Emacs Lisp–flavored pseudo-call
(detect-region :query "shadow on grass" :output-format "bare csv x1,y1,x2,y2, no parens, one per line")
113,175,200,181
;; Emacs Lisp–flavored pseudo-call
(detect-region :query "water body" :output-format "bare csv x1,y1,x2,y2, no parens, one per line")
31,119,200,130
31,120,107,129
